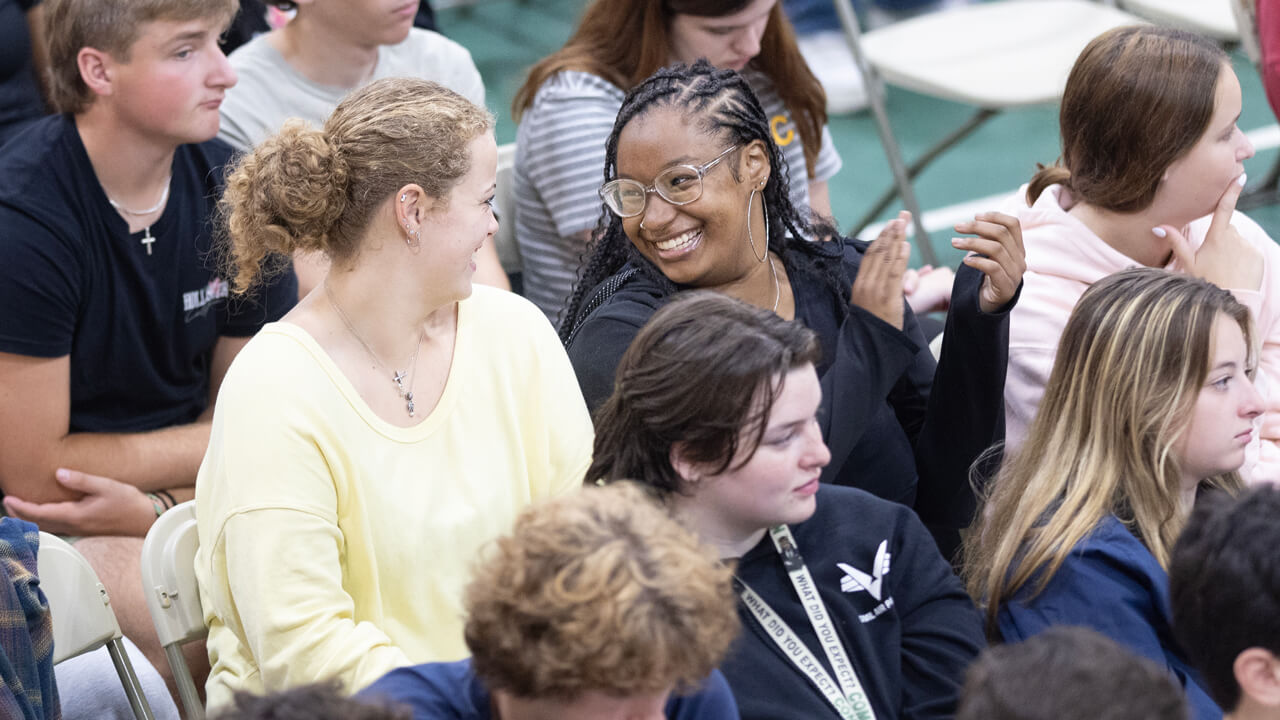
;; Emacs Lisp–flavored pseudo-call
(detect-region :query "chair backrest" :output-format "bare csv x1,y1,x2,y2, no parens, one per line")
139,501,204,649
39,532,157,720
37,532,122,665
494,141,522,277
140,501,206,719
1118,0,1241,42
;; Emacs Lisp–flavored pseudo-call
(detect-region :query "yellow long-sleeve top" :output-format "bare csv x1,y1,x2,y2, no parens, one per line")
194,287,593,710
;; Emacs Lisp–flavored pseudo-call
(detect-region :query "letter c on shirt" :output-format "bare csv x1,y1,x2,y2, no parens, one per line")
771,115,795,146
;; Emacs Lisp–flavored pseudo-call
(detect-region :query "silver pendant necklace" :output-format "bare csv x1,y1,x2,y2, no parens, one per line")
325,281,424,417
105,175,170,256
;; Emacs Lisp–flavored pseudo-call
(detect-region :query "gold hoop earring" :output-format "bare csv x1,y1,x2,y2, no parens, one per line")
746,189,768,263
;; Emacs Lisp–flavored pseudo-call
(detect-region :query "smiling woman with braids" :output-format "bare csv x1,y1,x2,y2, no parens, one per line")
563,61,1026,545
512,0,841,321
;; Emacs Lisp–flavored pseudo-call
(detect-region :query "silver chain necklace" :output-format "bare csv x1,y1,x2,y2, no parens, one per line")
105,176,171,256
105,176,171,215
324,281,424,417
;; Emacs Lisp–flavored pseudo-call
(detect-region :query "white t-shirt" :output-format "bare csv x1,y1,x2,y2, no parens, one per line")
219,28,486,150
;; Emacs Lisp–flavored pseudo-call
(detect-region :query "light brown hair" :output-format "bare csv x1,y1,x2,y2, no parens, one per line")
512,0,827,177
44,0,238,114
220,77,494,293
1027,25,1228,211
464,482,738,699
964,268,1250,636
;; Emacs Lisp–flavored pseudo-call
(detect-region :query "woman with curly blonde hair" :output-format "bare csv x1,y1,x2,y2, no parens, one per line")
195,77,593,710
359,482,741,719
967,268,1263,720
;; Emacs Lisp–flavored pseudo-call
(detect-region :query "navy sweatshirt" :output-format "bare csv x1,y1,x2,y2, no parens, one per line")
724,485,986,719
999,515,1222,720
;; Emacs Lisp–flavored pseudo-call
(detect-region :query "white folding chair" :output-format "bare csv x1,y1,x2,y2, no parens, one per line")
1116,0,1240,41
493,142,523,280
139,502,205,720
38,532,155,720
833,0,1142,263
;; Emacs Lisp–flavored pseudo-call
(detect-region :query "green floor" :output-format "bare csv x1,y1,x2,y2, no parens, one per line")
440,0,1280,269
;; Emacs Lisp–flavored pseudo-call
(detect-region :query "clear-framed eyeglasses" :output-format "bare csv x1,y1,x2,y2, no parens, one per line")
598,145,741,218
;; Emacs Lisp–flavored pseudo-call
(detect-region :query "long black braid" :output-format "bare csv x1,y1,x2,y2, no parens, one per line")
558,60,852,342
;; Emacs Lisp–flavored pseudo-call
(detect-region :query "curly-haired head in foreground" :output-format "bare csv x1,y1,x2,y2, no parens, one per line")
464,481,739,700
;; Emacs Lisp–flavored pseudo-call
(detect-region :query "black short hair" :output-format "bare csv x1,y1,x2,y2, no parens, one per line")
214,682,409,720
957,626,1188,720
1170,486,1280,711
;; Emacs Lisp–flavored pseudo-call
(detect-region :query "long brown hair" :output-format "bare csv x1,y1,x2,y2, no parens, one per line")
964,268,1251,636
1027,25,1227,211
512,0,827,176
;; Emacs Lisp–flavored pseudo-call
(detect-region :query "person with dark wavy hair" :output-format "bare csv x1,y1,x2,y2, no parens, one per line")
589,291,986,719
565,60,1025,550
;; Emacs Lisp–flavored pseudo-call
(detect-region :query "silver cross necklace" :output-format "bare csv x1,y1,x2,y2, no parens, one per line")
105,175,171,256
324,281,424,417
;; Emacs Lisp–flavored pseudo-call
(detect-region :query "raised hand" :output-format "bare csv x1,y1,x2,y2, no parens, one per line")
851,211,912,330
952,211,1027,313
3,468,156,537
1157,174,1262,292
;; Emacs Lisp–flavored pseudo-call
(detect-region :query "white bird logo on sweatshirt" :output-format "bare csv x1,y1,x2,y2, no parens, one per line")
838,540,891,600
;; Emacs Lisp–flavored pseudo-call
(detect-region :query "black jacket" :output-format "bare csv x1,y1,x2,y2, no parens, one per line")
566,239,1017,534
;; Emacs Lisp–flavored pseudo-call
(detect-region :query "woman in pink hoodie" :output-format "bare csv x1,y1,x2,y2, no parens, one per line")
1004,25,1280,482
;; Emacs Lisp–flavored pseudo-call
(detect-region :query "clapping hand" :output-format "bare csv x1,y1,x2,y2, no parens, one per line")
851,211,912,329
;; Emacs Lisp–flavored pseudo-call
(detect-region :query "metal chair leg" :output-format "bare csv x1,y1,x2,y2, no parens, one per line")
833,0,938,265
851,108,997,239
106,637,157,720
164,643,206,720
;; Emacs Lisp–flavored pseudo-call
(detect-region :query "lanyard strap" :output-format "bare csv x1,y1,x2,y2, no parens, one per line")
735,525,877,720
